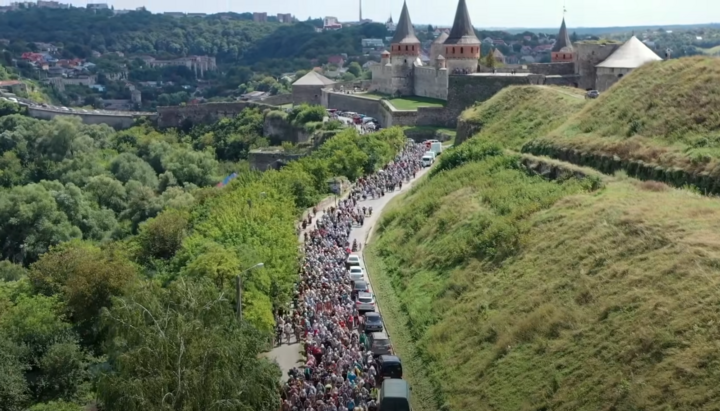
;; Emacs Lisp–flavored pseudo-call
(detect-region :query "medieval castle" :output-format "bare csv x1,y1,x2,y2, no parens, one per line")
368,0,662,100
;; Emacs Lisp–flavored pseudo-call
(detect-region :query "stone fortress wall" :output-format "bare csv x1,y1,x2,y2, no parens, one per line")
574,42,621,90
413,66,449,100
26,106,155,130
370,63,414,96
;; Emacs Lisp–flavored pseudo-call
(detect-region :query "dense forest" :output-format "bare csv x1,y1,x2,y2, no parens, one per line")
0,8,386,70
0,100,407,410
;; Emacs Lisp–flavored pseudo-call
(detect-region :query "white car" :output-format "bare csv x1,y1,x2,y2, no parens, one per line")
349,266,365,282
355,292,376,312
346,254,362,268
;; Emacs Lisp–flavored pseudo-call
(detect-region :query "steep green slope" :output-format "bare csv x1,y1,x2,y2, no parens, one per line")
456,85,586,147
526,57,720,181
368,145,720,410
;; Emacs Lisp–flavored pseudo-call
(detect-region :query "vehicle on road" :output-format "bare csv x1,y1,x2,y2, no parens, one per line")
376,355,403,383
352,280,369,298
346,254,362,269
379,379,411,411
421,155,433,168
430,142,443,156
363,312,384,332
355,291,376,312
368,331,393,357
349,267,365,282
585,89,600,99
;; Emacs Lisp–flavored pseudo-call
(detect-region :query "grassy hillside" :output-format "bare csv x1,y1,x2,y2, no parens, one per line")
456,85,586,147
530,57,720,177
368,143,720,410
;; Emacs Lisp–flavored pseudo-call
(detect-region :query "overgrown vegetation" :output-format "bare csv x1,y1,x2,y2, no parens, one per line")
528,57,720,178
368,63,720,410
458,85,586,147
0,95,407,409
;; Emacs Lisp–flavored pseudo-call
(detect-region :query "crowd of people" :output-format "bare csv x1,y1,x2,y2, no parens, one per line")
278,141,426,411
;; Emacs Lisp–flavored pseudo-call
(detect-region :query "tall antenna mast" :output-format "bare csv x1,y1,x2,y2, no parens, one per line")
359,0,362,22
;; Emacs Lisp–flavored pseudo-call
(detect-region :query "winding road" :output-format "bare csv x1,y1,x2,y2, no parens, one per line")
265,163,432,379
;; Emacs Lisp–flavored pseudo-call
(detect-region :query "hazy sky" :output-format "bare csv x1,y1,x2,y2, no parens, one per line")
83,0,716,28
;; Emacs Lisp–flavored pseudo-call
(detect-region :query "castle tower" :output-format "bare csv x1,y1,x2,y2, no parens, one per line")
443,0,480,73
551,17,574,62
430,32,449,63
389,1,420,64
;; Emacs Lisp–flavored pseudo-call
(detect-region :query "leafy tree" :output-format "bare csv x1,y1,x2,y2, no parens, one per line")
0,183,82,264
29,241,138,347
109,153,159,189
484,49,497,68
83,175,127,214
136,209,190,261
342,72,357,82
36,341,89,403
571,31,579,43
0,335,29,411
98,278,281,411
347,61,362,77
160,147,219,187
0,260,28,282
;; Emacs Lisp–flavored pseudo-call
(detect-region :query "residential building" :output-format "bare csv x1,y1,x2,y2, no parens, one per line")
277,13,293,23
492,48,505,63
37,0,68,8
139,55,217,78
328,55,345,67
0,80,27,94
361,38,385,48
324,16,342,30
253,12,268,22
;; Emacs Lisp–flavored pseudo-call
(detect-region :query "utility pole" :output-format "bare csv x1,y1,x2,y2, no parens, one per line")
236,262,264,322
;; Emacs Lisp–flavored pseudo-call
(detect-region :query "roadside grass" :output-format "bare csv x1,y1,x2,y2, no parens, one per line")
533,56,720,176
458,85,587,148
370,147,720,409
365,235,441,411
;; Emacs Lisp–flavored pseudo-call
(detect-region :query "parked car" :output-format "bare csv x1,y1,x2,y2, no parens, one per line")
376,355,403,383
585,90,600,99
368,331,393,357
352,280,369,298
364,312,384,332
346,254,362,269
349,267,365,282
355,292,376,312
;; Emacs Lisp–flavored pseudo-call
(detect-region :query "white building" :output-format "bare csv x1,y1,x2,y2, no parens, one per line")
595,36,662,91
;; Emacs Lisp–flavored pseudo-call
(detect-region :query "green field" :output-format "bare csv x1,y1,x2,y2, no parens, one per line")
698,45,720,55
358,92,446,109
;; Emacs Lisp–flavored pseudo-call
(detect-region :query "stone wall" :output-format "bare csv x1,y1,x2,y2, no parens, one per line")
413,66,448,100
248,149,309,171
477,65,528,74
575,42,621,90
157,101,275,129
263,114,311,144
415,106,453,127
292,84,325,105
528,62,575,76
26,107,149,130
329,80,372,91
263,93,293,106
444,74,532,128
596,67,632,92
404,127,455,142
369,62,414,96
543,74,581,87
323,92,389,125
387,107,418,127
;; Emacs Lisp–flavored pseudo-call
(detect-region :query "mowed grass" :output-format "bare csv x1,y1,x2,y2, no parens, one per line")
458,85,587,149
356,92,446,109
699,45,720,55
368,145,720,409
534,56,720,176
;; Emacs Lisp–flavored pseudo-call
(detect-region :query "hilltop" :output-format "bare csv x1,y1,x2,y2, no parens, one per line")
525,57,720,185
457,85,586,148
366,78,720,410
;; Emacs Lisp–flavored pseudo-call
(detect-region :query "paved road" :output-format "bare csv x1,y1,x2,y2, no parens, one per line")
264,163,432,379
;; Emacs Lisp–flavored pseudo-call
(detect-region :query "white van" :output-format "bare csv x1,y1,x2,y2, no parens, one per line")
424,151,436,160
431,142,443,156
422,155,433,167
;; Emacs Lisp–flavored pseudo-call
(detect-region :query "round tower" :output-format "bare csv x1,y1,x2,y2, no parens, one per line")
389,1,420,64
443,0,480,73
381,50,391,65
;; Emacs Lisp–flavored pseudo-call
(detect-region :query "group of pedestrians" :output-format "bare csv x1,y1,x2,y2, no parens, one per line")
353,143,426,201
278,141,425,411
